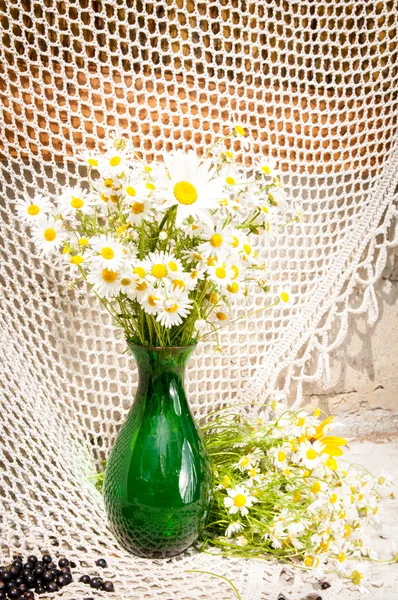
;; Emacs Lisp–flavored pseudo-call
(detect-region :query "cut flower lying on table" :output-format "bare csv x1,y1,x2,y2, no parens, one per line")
19,128,300,347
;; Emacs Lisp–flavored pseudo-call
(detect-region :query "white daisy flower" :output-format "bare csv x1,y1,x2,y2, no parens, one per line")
98,148,130,177
118,271,140,299
221,164,241,188
126,198,152,225
16,194,52,224
146,251,176,282
268,186,288,213
244,466,263,488
255,156,278,177
211,307,230,325
141,290,164,315
198,225,234,258
161,149,224,226
233,124,250,149
268,446,289,469
31,217,67,254
206,260,234,287
58,186,92,216
297,440,325,470
77,149,101,168
225,522,245,538
87,265,121,298
156,288,193,328
88,234,127,270
224,485,258,516
182,221,204,238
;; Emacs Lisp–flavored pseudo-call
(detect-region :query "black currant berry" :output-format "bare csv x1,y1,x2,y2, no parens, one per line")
0,568,6,580
22,594,34,600
63,573,72,585
46,582,58,593
70,561,77,568
13,579,23,588
46,562,56,571
101,581,115,593
33,568,44,580
56,576,67,587
0,592,5,599
26,559,36,567
79,575,91,584
41,556,51,566
95,559,107,569
42,572,53,584
11,562,22,571
60,567,71,575
0,584,5,592
23,574,34,588
2,573,12,584
58,559,69,568
90,577,103,589
17,586,27,595
7,587,20,599
321,582,331,590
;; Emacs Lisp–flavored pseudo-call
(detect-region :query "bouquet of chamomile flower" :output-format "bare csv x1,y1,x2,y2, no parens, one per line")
19,127,298,347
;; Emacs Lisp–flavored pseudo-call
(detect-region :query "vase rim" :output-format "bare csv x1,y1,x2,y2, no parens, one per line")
127,341,198,351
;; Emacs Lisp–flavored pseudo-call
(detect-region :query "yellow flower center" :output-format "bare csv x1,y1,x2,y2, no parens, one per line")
208,292,218,304
297,417,305,427
249,468,257,478
100,193,109,202
71,197,84,209
78,238,88,246
235,125,245,136
216,311,228,321
233,494,247,508
62,246,70,254
280,291,290,303
87,157,98,166
193,252,203,261
351,570,363,585
227,282,239,294
151,264,168,278
101,269,118,283
330,493,337,504
125,186,137,197
146,182,156,191
104,178,113,188
243,243,251,255
101,247,115,260
311,481,321,494
226,176,236,185
261,165,271,175
109,194,119,204
133,267,146,278
44,228,56,242
215,267,226,279
225,151,233,159
147,295,159,307
306,449,318,460
344,524,351,538
165,302,179,313
173,181,198,205
144,165,152,173
172,279,185,290
338,552,346,563
232,265,239,279
27,204,40,216
278,450,286,462
240,457,249,466
70,255,83,265
231,236,239,248
304,555,314,567
293,490,301,502
121,278,131,286
109,156,121,167
167,261,178,271
131,201,144,214
210,234,223,248
135,281,147,292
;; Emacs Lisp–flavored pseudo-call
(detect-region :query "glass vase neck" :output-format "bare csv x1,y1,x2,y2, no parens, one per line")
127,342,197,377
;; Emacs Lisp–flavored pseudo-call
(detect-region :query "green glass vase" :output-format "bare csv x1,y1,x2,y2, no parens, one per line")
103,343,212,558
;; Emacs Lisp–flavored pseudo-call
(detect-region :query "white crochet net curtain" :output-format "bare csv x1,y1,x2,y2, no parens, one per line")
1,1,398,599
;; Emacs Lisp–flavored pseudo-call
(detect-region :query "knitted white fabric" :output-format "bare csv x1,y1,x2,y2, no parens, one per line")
1,2,397,598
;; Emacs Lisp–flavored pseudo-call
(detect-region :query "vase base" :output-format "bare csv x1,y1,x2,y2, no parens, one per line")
113,528,196,559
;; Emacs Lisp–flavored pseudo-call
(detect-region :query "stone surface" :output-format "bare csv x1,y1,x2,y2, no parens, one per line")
303,250,398,436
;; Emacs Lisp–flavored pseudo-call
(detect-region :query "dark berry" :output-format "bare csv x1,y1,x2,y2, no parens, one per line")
63,573,72,584
95,558,107,569
11,563,22,571
60,567,71,575
7,588,20,599
41,556,51,566
0,569,6,580
33,568,44,580
2,574,12,584
70,561,76,569
90,578,103,589
315,597,322,600
6,583,16,590
17,587,27,595
22,593,34,600
321,582,330,590
34,587,44,596
56,576,67,587
58,558,69,568
79,575,91,584
22,564,33,572
23,574,34,588
9,567,20,578
0,592,5,599
25,560,35,568
0,584,5,592
13,580,23,588
42,572,53,584
46,582,58,593
101,581,115,593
